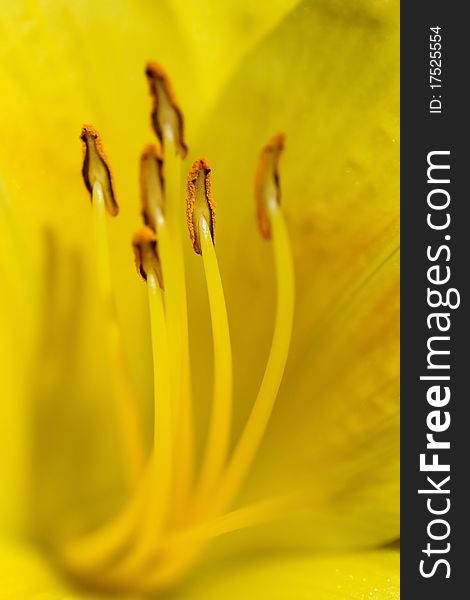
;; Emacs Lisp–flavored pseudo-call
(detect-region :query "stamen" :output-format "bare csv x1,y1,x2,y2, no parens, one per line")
98,233,174,585
186,160,232,505
144,60,192,466
140,135,194,516
134,251,173,554
67,67,297,592
140,145,165,230
215,136,294,513
133,225,173,530
186,158,215,255
80,125,119,216
145,61,188,159
142,91,193,493
255,133,285,239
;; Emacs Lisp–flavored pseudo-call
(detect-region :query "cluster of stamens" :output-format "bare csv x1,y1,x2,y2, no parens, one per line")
66,61,295,593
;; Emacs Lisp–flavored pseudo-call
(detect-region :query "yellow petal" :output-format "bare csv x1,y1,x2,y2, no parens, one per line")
238,250,399,550
0,537,398,599
168,0,300,116
0,538,96,598
1,0,400,568
0,186,38,534
174,549,399,599
25,229,161,545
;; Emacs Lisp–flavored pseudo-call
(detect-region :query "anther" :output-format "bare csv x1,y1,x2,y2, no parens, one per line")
254,133,285,239
186,158,215,255
145,61,188,159
132,226,164,288
140,145,165,231
80,125,119,216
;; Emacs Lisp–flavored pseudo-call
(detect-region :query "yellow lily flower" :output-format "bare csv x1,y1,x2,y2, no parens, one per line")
0,0,399,597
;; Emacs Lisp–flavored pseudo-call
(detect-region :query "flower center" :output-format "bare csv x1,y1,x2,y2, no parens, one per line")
61,62,296,593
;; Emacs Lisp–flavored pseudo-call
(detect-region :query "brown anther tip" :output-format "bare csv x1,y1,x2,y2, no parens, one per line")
255,133,285,239
145,61,188,159
132,226,163,288
80,124,98,141
141,143,163,162
186,158,216,255
265,132,285,153
140,144,164,230
80,124,119,216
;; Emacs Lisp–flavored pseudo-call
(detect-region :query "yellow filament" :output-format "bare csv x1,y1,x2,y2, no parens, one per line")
196,215,233,504
163,134,182,233
216,204,294,512
103,269,173,582
146,269,173,534
92,182,145,489
162,135,193,514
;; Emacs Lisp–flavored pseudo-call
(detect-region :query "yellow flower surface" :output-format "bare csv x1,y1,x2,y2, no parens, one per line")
0,0,399,597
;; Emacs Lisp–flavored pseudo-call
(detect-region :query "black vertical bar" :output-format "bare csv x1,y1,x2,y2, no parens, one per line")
401,3,469,597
